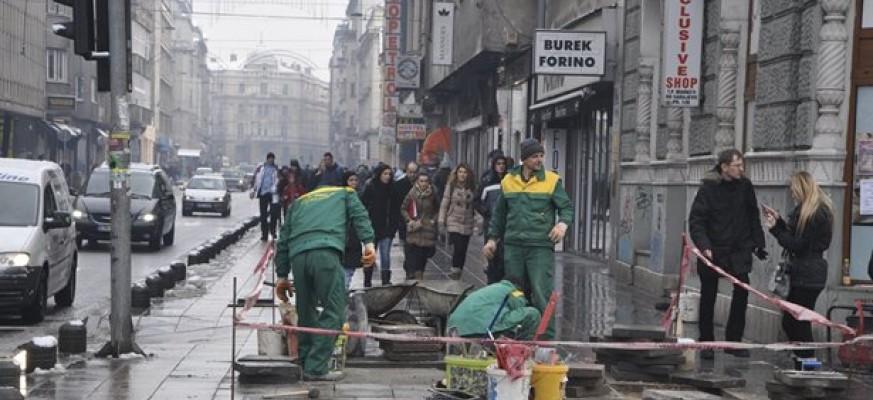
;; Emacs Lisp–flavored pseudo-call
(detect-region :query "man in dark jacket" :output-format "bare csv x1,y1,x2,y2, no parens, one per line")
689,148,767,360
475,153,508,283
310,152,345,189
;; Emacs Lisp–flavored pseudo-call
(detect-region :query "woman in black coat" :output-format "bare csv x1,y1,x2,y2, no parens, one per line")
763,171,834,359
342,171,363,290
361,165,398,287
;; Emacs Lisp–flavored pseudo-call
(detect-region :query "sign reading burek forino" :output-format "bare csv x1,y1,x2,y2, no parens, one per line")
533,30,606,76
662,0,703,107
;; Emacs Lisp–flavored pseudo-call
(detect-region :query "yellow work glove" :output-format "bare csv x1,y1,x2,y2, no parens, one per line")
361,243,376,267
275,278,293,303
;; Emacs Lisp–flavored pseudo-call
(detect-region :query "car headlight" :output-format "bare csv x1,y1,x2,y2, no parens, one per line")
0,253,30,268
214,196,224,202
72,209,86,219
184,195,193,201
239,179,244,185
138,213,156,222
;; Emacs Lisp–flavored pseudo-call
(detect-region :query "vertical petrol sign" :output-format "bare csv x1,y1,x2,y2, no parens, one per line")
383,0,401,138
662,0,703,107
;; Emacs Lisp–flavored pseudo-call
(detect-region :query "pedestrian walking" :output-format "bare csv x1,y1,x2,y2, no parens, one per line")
483,139,574,339
361,165,400,286
438,163,477,280
395,161,419,279
476,153,508,283
250,152,280,241
763,171,833,360
401,173,439,281
280,164,307,215
433,156,453,204
310,152,345,189
275,185,376,381
689,148,768,360
342,171,364,290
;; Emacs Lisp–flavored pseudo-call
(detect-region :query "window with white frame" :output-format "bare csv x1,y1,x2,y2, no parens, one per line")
46,49,68,83
75,76,85,101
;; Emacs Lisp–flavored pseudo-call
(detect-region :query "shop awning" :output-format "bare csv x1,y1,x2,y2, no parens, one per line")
177,148,201,158
44,122,82,142
96,128,109,138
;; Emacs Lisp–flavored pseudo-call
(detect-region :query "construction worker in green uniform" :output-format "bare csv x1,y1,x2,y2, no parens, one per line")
483,138,574,340
275,186,376,381
447,277,541,339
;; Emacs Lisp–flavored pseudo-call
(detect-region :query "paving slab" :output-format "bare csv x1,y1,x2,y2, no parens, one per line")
610,324,668,341
670,371,746,389
641,389,722,400
773,370,849,389
567,362,607,379
333,383,394,398
566,383,610,397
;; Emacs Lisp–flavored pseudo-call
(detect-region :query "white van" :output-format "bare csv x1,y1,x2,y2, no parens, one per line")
0,158,77,323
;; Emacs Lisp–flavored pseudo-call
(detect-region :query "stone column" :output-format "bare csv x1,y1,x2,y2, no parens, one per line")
666,107,684,160
813,0,850,150
635,62,654,162
715,26,740,154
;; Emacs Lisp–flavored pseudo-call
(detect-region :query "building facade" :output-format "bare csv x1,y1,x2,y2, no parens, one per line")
614,0,872,343
211,50,330,167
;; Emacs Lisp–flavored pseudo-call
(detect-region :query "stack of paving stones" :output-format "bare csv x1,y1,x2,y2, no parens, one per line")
233,354,300,384
565,362,609,398
594,324,684,383
765,370,849,400
373,324,444,362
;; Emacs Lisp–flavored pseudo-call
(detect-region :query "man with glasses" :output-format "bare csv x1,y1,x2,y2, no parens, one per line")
689,149,768,360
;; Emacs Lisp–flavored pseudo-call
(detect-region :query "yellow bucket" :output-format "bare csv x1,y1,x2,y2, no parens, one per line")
531,363,568,400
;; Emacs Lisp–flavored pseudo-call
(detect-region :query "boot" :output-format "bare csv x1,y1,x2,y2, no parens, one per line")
363,268,373,288
381,271,391,286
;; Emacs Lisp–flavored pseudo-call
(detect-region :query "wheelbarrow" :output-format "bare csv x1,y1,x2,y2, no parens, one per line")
414,280,474,318
827,300,873,370
360,281,418,316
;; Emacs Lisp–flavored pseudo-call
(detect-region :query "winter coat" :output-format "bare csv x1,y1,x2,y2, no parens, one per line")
362,178,399,240
488,166,574,248
769,205,833,289
447,280,539,338
433,168,451,204
475,168,505,237
252,163,279,200
311,164,345,189
401,185,439,248
393,175,415,232
344,194,364,268
438,185,476,236
276,187,375,278
688,170,766,275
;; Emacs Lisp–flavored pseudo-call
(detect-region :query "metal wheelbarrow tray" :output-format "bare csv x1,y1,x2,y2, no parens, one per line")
361,282,418,316
414,280,474,318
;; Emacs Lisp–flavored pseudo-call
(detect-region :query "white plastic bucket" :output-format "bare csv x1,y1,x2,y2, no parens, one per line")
486,364,531,400
257,329,287,356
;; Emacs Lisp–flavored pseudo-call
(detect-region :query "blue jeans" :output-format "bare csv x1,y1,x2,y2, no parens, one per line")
343,266,356,290
377,237,393,273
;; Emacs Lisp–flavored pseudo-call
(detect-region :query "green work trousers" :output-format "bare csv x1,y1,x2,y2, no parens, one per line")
291,248,347,376
497,307,541,340
503,245,555,339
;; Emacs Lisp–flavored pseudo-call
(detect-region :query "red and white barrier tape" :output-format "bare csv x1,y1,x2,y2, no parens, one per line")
682,236,856,337
233,242,274,323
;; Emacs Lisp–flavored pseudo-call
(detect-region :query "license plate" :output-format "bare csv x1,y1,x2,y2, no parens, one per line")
97,225,111,232
196,203,213,209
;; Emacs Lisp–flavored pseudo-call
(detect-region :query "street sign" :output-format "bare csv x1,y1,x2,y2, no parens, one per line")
397,56,420,89
431,2,454,65
397,116,426,141
662,0,703,107
533,30,606,76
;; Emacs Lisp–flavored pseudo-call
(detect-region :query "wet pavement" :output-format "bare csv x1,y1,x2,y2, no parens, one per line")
8,231,873,398
0,191,257,356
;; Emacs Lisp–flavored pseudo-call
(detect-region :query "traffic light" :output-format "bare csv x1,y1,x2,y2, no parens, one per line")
51,0,95,59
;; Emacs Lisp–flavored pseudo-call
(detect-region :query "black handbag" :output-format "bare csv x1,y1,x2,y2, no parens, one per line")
770,249,791,298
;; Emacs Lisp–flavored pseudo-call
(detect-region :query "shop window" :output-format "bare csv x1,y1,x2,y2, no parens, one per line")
848,86,873,281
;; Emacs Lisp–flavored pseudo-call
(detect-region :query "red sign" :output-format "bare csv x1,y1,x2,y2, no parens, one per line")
383,0,401,134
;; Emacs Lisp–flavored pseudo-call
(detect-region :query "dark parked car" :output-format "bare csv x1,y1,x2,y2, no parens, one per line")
221,170,246,192
183,175,231,217
73,164,177,251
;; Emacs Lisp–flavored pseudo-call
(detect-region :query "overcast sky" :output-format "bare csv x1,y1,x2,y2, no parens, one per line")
193,0,350,81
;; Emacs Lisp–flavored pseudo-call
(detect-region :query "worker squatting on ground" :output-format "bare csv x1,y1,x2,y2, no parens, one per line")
274,186,377,381
447,277,541,340
483,138,574,339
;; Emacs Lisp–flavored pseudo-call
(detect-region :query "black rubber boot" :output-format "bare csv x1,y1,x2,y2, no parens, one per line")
363,268,373,288
381,271,391,286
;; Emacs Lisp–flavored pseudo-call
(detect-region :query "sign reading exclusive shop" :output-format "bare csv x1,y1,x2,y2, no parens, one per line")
533,30,606,76
662,0,703,107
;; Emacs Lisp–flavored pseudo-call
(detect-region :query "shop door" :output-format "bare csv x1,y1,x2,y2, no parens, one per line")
543,129,567,251
576,108,612,257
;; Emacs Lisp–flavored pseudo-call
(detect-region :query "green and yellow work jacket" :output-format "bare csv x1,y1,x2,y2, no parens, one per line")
276,186,375,278
488,166,574,248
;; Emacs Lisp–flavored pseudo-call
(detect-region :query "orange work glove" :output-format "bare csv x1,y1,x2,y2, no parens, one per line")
275,278,293,302
361,243,376,267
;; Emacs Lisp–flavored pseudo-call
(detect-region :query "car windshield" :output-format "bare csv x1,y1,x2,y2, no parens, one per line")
188,177,226,190
0,182,39,226
86,170,155,198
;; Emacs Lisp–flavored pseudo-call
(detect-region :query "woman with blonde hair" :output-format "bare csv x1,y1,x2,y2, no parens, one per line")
763,171,834,360
438,163,477,280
